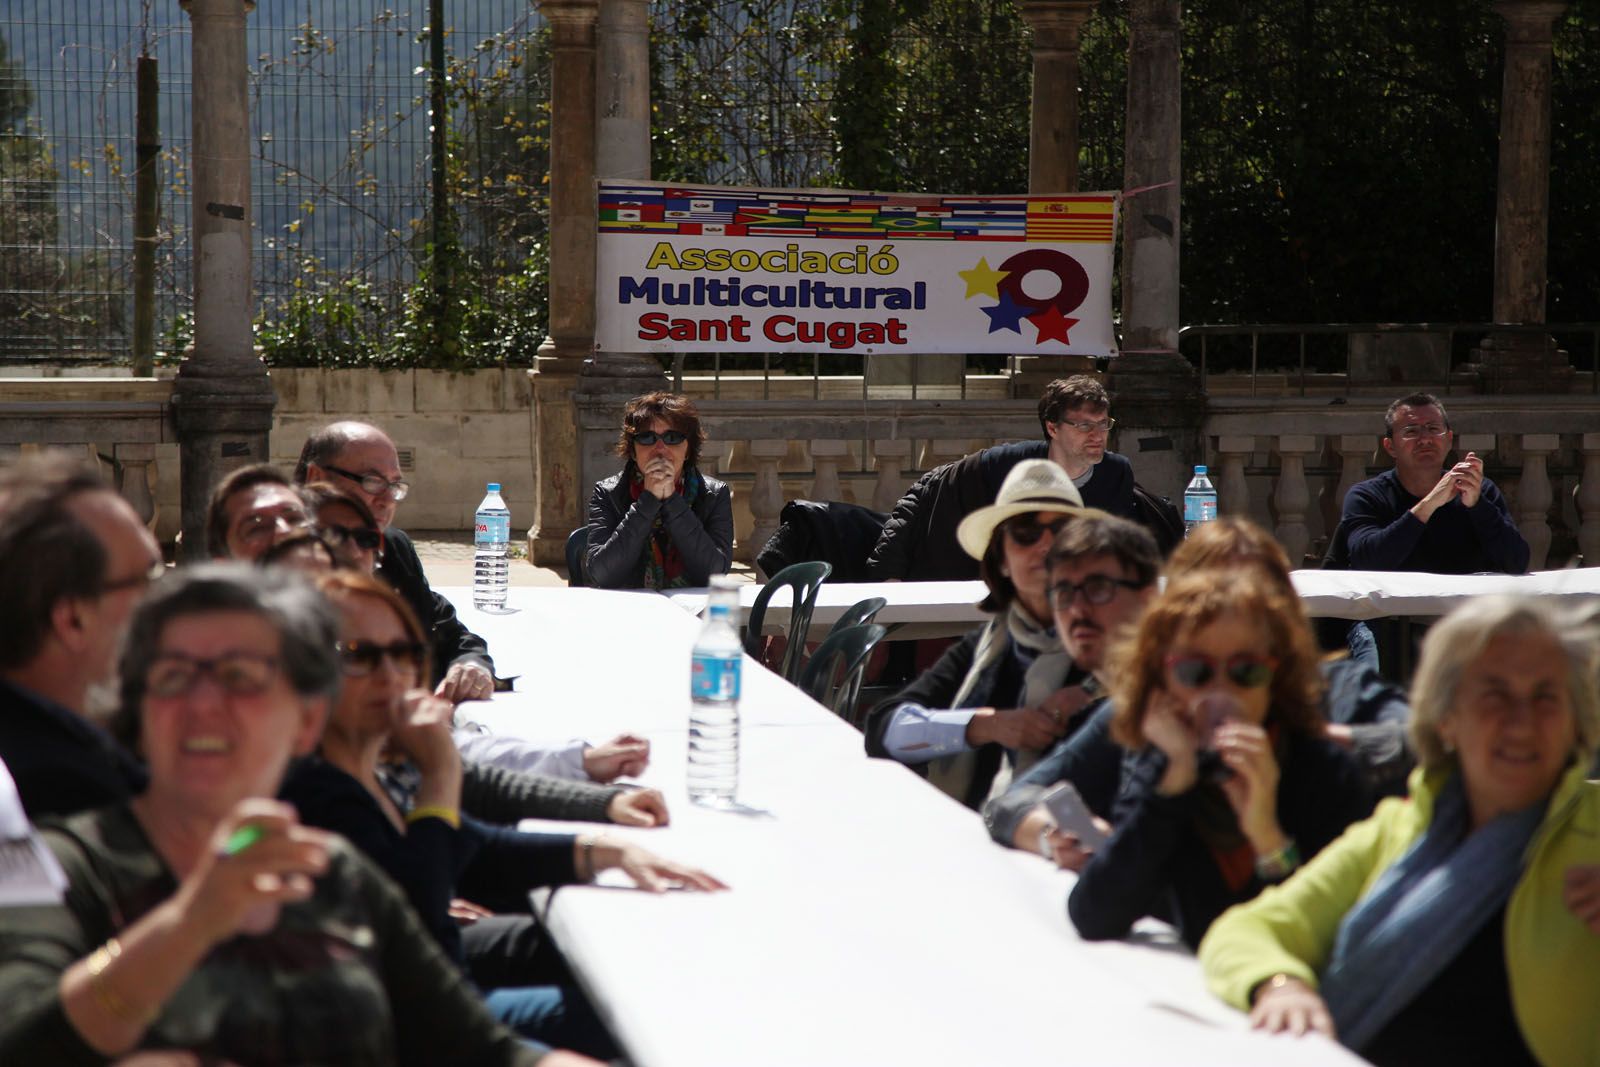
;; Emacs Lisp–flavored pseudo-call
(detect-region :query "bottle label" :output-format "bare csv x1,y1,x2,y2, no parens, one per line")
475,513,510,545
1183,496,1218,523
691,654,741,702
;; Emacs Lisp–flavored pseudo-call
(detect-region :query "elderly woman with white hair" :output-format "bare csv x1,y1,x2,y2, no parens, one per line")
1199,594,1600,1067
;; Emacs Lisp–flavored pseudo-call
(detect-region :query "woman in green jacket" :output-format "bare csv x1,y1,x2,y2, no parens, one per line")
1199,594,1600,1067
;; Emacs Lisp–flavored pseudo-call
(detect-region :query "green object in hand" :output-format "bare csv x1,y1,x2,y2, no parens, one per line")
221,825,263,856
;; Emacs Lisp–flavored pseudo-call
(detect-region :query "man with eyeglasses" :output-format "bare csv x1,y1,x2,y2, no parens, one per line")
983,514,1161,867
867,375,1144,582
0,454,161,818
294,421,494,704
205,464,313,563
1338,392,1529,575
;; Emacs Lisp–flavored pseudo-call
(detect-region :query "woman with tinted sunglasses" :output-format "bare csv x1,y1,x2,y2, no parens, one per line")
280,572,724,1057
584,391,733,589
1067,572,1373,948
298,481,386,574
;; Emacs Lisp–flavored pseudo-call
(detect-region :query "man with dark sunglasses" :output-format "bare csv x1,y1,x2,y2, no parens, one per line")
0,454,159,817
984,515,1160,868
294,421,494,703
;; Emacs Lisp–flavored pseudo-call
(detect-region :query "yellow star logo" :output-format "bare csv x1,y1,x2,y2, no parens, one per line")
958,257,1008,299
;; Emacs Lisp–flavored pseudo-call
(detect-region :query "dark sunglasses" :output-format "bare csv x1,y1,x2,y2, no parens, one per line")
1050,574,1144,610
1004,515,1070,547
338,639,427,677
1165,653,1278,690
318,523,383,552
631,429,687,447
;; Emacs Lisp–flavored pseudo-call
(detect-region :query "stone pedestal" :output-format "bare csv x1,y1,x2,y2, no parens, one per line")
1475,0,1571,392
174,0,273,560
530,0,602,564
1107,0,1196,495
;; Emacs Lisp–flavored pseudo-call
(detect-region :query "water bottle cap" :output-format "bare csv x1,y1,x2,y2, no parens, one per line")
486,483,501,492
1194,465,1208,475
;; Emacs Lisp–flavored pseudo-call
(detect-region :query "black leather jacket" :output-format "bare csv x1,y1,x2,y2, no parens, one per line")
584,464,734,589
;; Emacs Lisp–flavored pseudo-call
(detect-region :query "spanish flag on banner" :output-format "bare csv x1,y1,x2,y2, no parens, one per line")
1025,198,1116,243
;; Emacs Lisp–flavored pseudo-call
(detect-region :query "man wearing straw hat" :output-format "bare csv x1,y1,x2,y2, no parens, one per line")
864,460,1104,808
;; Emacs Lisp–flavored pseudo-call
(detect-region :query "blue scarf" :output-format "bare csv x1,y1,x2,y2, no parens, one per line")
1319,772,1544,1051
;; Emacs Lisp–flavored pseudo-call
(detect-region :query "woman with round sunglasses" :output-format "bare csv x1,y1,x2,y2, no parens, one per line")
1201,595,1600,1067
280,572,724,1054
0,565,576,1066
1067,572,1372,948
298,481,385,574
584,391,732,590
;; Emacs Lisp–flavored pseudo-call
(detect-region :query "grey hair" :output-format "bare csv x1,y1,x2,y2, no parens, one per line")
1408,594,1600,772
113,564,341,744
294,421,373,484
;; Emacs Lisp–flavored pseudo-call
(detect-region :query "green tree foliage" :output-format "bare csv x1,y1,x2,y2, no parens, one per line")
0,34,63,357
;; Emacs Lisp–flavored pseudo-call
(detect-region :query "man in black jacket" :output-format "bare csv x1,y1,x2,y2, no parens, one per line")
866,375,1141,581
294,421,494,701
0,455,158,817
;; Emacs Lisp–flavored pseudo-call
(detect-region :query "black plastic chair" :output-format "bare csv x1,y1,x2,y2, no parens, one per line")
832,595,887,634
565,526,588,588
745,560,832,682
797,623,888,727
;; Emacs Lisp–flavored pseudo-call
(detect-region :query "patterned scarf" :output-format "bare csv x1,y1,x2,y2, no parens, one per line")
630,463,704,590
1319,772,1545,1051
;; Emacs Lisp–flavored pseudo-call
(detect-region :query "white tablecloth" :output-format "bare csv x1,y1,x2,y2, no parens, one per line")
655,567,1600,641
438,587,1365,1067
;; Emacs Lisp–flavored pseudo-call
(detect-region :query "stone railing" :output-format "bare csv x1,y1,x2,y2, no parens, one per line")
693,392,1600,571
691,397,1039,564
1201,396,1600,568
0,377,176,531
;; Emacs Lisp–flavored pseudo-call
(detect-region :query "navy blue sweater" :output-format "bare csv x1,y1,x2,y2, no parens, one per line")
1341,468,1529,574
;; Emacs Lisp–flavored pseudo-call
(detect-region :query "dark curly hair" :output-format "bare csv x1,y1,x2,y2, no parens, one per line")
614,392,707,471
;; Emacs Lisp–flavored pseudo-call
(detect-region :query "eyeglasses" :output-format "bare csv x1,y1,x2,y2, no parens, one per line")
317,523,383,552
1394,424,1449,441
236,510,311,546
338,639,427,677
322,464,411,502
146,652,281,698
1050,574,1144,610
1165,653,1278,690
631,429,687,447
1060,417,1115,435
101,559,166,595
1005,515,1070,547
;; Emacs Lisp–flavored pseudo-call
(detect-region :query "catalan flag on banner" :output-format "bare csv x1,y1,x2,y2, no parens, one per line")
1025,197,1116,242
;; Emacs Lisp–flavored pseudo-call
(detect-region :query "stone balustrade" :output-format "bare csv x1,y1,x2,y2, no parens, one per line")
0,378,175,532
1203,397,1600,568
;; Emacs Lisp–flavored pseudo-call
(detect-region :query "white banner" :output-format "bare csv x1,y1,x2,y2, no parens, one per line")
595,181,1119,356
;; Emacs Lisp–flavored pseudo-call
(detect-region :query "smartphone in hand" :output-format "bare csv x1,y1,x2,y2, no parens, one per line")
1041,781,1109,848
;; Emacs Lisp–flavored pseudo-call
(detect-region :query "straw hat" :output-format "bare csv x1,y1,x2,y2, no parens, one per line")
955,459,1088,560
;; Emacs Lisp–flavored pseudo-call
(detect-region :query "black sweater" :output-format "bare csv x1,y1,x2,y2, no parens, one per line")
1067,730,1374,949
378,528,494,686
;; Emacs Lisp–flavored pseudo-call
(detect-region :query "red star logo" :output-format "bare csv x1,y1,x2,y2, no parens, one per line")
1028,305,1078,345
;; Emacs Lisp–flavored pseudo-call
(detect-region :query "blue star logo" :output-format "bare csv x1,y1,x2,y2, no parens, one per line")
981,290,1030,334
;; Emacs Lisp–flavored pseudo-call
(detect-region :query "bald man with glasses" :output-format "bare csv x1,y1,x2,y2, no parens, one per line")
1337,392,1529,575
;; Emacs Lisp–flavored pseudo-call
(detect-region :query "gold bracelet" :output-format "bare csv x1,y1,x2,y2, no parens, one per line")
405,805,460,829
85,939,150,1025
1251,972,1297,1006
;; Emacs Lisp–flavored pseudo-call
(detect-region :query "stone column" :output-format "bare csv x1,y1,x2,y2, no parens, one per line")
172,0,274,561
573,0,668,535
1012,1,1100,391
531,0,603,565
1477,1,1572,393
1577,433,1600,567
1517,433,1558,568
1106,0,1199,500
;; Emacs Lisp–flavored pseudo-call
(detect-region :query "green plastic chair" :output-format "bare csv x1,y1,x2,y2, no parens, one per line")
745,560,832,682
832,596,887,634
797,623,888,727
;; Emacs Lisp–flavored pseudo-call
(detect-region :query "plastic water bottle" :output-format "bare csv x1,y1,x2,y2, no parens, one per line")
688,576,741,806
473,483,511,610
1183,465,1219,536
